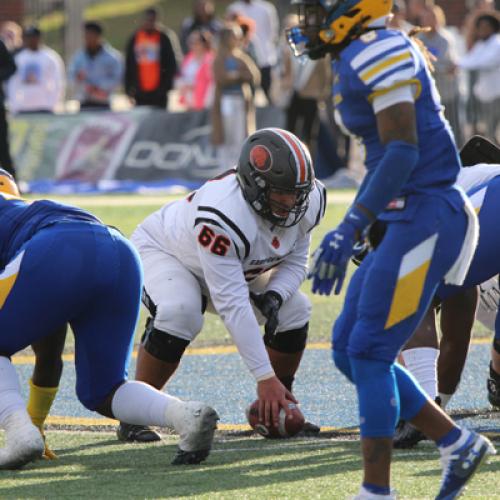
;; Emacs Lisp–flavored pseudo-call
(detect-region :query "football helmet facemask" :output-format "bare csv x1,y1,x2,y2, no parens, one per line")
287,0,393,59
237,128,315,228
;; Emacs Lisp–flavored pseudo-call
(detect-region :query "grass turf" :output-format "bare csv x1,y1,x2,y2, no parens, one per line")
0,432,498,499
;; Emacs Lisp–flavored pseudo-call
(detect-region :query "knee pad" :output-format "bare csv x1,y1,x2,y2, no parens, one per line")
264,323,308,353
333,350,353,382
141,317,190,363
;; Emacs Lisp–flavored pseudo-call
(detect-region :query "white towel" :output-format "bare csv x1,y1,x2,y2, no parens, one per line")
444,185,479,286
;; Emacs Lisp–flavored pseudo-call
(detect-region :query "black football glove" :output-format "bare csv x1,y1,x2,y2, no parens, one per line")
250,290,283,337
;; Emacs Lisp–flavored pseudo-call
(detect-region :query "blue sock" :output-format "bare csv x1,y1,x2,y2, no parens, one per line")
436,426,462,448
363,482,390,495
350,357,399,437
394,363,428,421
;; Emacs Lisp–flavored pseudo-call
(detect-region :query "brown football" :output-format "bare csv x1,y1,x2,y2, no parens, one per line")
245,399,305,438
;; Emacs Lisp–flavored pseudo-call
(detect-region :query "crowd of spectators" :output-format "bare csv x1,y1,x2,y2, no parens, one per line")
1,0,500,178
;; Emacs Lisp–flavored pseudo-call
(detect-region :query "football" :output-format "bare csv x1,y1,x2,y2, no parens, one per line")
245,399,305,438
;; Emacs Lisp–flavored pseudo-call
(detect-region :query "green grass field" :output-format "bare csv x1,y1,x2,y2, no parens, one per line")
1,192,497,499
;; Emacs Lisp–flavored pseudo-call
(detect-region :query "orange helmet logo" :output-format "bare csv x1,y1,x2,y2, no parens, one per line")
250,145,273,172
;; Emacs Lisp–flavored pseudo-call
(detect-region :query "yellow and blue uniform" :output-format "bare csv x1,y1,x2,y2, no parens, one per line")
328,27,477,438
0,194,142,410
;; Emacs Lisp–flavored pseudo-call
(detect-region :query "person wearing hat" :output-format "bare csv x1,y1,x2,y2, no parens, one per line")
6,26,65,114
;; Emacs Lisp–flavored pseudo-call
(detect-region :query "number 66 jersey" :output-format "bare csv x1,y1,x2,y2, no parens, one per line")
131,169,326,379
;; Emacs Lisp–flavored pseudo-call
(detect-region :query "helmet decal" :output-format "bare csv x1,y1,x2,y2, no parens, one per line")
250,145,273,172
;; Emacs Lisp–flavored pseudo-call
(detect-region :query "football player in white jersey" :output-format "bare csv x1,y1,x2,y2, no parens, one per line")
117,128,326,442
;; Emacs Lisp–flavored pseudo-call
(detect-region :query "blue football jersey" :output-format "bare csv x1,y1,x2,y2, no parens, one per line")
333,28,461,195
0,194,101,267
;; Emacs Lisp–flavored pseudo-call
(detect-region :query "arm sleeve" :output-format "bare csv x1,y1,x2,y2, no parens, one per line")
196,224,274,381
460,40,500,70
265,234,310,302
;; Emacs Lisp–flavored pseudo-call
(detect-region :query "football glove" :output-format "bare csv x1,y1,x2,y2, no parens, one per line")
479,277,500,311
250,291,283,337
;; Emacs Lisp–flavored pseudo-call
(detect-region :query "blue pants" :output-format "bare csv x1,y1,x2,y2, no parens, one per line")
333,192,468,437
437,176,500,342
0,222,142,410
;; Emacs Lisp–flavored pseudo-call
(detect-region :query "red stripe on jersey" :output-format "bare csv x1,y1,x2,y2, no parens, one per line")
277,130,307,184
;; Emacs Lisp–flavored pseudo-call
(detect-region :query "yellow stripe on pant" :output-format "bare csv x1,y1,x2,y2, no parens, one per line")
385,234,438,329
0,251,24,309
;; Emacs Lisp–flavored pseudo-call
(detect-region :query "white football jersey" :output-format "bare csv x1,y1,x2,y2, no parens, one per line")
133,170,326,379
457,163,500,193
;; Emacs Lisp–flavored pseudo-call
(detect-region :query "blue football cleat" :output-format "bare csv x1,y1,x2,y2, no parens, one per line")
436,430,496,499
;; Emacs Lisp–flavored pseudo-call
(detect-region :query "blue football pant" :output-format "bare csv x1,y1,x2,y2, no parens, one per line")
0,222,142,410
332,194,468,437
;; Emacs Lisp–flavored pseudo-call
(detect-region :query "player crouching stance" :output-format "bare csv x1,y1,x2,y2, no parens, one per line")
0,169,218,468
117,128,326,442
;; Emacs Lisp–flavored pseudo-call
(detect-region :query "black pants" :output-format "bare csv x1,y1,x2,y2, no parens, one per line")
285,92,319,150
0,103,15,179
135,91,168,109
259,66,273,105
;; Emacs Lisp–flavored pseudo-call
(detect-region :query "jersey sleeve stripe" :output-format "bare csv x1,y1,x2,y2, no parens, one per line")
197,206,250,259
351,38,407,70
360,51,413,84
368,78,422,103
370,64,416,90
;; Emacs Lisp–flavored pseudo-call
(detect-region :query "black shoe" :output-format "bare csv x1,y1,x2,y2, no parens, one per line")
393,420,425,449
487,363,500,408
171,448,210,465
299,421,321,436
116,422,162,443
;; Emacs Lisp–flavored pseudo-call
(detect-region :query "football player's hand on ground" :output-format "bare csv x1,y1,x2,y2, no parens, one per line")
250,291,282,337
257,376,297,428
309,221,358,296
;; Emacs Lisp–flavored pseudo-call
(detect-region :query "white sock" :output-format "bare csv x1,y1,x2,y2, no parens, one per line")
401,347,439,400
438,392,453,410
0,356,27,426
111,381,183,427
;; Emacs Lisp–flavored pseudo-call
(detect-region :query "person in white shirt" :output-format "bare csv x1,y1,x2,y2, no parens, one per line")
116,128,326,443
7,26,65,114
460,14,500,141
226,0,279,104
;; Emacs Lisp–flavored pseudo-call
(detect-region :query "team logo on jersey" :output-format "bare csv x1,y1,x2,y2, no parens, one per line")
272,236,280,249
250,145,273,172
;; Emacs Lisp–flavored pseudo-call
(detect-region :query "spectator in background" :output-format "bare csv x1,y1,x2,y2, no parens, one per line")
234,14,258,63
180,0,222,54
463,0,496,49
281,22,331,154
176,30,215,111
125,8,179,109
419,5,464,145
460,13,500,142
211,24,259,170
388,0,414,32
0,21,23,54
68,22,122,111
0,38,16,178
226,0,279,105
407,0,434,25
7,26,64,114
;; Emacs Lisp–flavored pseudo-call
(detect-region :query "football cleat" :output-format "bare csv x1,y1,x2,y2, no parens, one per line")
116,423,162,443
170,402,219,465
393,419,425,449
487,363,500,408
0,410,44,469
436,430,496,500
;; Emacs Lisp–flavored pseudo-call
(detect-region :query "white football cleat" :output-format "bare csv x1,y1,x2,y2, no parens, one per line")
169,401,219,465
0,410,44,469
